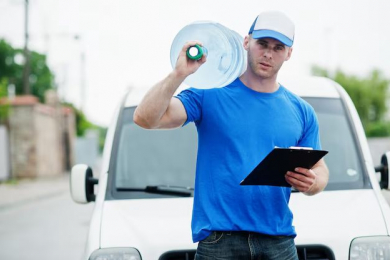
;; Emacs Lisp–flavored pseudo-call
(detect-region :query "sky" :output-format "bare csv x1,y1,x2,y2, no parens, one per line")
0,0,389,126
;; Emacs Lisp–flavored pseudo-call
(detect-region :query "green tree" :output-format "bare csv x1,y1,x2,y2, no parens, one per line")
312,66,390,136
63,102,107,152
1,39,107,149
0,78,10,124
0,39,54,102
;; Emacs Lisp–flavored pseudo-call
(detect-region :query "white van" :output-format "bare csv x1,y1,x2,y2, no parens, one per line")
70,76,390,260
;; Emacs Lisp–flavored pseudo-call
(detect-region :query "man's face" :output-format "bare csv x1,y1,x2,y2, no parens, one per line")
244,36,292,79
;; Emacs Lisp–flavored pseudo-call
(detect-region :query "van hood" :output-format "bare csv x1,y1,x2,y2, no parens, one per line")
290,189,388,259
100,197,195,259
100,190,387,260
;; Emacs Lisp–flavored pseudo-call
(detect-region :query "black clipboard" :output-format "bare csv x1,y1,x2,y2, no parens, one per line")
240,147,328,187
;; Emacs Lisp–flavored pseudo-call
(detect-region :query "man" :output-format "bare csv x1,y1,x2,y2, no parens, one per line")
134,10,329,260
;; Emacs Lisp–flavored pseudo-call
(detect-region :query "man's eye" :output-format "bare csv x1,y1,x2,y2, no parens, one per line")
275,46,284,51
259,42,267,47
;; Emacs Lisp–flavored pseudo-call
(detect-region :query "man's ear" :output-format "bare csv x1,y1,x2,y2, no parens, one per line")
243,35,250,51
285,47,293,61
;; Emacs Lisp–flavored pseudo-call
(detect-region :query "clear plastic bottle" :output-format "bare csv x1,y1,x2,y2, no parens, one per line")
170,21,247,89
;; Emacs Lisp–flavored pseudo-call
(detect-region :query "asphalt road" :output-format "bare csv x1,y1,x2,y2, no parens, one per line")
0,189,94,260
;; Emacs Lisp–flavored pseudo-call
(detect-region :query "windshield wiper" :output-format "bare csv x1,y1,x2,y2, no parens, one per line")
117,185,194,197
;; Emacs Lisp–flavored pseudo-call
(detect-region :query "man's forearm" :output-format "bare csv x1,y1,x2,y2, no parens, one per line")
133,70,186,128
304,163,329,196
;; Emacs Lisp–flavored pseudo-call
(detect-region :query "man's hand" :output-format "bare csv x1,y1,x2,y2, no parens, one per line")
285,168,317,194
285,159,329,196
134,41,207,130
174,41,207,78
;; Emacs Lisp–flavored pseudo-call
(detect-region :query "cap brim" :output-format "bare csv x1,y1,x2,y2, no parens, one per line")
251,29,293,47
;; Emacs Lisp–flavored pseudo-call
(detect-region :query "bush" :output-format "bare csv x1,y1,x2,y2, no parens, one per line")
365,121,390,137
312,66,390,137
0,78,10,123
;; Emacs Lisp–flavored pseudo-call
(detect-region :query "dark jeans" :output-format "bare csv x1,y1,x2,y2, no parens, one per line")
195,231,298,260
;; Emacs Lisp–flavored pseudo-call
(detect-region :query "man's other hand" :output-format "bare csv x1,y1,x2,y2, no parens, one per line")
285,159,329,196
285,167,317,195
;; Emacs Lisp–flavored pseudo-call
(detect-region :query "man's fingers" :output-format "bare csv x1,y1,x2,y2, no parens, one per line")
285,178,310,192
294,167,313,176
286,171,314,183
285,170,316,192
199,54,207,64
285,175,311,190
286,167,318,193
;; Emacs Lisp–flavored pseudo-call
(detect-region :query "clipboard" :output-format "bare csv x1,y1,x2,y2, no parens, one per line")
240,147,328,187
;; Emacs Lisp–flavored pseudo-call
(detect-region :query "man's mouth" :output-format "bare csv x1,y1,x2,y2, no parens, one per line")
260,62,272,67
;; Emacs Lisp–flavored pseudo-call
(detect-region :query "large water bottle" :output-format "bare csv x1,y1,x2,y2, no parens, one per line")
170,21,247,89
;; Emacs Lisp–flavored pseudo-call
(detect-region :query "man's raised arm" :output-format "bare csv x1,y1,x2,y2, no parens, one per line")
133,41,206,129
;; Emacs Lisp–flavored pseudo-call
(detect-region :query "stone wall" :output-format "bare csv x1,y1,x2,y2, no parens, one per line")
8,97,37,178
34,104,63,177
63,108,76,171
2,95,75,179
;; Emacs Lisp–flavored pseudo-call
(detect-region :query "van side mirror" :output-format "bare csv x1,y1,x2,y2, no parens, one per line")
375,152,390,190
70,164,99,203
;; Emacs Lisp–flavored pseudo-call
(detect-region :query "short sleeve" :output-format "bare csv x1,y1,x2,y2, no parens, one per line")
297,105,322,150
175,87,204,126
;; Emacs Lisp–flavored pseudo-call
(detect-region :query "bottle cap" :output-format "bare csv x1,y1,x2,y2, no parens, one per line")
186,45,203,60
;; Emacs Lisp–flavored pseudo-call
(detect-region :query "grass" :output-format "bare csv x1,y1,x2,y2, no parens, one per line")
1,178,19,185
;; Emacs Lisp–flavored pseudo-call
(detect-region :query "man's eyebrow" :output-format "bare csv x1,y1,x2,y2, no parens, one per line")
257,39,268,44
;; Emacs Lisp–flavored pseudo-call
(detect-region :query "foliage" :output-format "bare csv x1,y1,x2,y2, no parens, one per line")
63,102,107,152
0,39,55,102
1,39,107,150
0,39,21,82
365,121,390,137
312,66,390,137
0,78,10,123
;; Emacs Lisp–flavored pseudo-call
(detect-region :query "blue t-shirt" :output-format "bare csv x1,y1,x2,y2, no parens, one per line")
175,78,321,243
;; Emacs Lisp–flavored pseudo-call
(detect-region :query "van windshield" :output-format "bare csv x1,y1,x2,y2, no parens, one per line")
111,97,367,198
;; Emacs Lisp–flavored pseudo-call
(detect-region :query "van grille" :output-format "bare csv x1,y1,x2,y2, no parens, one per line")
159,246,335,260
297,245,335,260
159,250,196,260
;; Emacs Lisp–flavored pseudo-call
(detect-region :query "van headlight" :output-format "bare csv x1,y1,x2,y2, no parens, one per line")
89,248,142,260
350,236,390,260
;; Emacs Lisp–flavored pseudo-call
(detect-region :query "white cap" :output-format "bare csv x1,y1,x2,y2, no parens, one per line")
248,11,295,47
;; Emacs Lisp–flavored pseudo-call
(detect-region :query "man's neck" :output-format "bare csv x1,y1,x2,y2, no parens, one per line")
239,71,279,93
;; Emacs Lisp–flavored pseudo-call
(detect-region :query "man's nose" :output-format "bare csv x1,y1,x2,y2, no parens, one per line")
263,47,272,59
